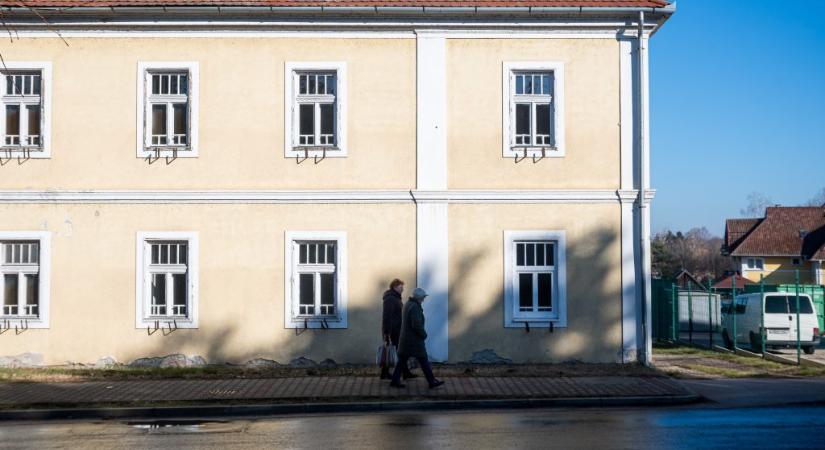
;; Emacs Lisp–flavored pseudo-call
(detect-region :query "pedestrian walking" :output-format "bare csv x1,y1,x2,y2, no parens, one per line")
380,279,415,380
390,287,444,389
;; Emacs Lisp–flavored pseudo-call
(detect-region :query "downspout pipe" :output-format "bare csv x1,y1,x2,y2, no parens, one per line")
637,11,652,365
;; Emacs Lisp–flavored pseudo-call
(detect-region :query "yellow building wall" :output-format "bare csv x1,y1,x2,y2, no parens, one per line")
741,257,815,285
446,38,621,190
0,203,416,365
0,37,416,190
448,203,623,363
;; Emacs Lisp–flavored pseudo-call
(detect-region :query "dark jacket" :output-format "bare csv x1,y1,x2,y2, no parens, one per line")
397,298,428,359
381,289,403,345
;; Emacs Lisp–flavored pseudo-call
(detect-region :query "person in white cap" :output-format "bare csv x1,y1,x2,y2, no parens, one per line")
390,287,444,388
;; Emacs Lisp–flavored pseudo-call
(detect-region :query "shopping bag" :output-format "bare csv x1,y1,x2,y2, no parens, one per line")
376,343,398,366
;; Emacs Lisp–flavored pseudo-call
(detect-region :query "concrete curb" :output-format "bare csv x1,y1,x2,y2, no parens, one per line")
0,395,702,422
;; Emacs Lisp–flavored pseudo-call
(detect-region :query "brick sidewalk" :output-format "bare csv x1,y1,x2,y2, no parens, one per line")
0,376,690,408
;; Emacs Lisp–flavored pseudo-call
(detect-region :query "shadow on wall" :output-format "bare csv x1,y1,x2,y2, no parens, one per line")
112,225,623,366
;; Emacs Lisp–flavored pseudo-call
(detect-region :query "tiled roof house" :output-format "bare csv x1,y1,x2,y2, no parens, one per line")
723,206,825,285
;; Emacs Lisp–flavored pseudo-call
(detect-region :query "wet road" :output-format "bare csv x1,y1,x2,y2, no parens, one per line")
1,405,824,449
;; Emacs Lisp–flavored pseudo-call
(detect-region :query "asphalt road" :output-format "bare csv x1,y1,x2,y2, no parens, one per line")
1,405,824,449
1,379,824,449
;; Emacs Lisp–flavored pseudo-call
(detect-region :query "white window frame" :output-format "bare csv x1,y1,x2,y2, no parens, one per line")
0,231,51,328
284,61,347,158
284,231,348,329
503,230,567,328
135,231,199,329
502,61,565,159
136,61,199,158
742,257,765,271
0,61,52,158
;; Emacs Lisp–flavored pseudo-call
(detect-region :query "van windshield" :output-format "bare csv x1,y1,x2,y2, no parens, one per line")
764,296,814,314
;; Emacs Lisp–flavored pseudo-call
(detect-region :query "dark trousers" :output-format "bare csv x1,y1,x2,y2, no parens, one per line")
380,335,413,378
391,354,436,385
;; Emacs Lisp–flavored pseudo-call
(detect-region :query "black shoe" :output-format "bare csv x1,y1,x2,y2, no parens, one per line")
428,380,445,389
402,372,418,380
390,381,406,388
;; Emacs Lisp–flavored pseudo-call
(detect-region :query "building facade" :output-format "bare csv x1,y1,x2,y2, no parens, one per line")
0,1,673,366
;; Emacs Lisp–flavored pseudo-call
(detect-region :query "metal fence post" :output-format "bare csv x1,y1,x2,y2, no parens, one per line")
707,279,713,348
671,282,677,342
732,275,737,351
760,274,766,356
796,269,801,365
688,281,693,345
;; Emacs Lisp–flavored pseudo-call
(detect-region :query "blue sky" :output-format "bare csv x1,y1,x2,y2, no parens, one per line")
650,0,825,236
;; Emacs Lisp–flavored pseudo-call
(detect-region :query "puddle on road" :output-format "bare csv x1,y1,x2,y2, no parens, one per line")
127,419,238,434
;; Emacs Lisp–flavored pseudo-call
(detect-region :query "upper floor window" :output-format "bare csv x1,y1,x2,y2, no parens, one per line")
284,231,348,328
744,257,764,271
502,62,565,158
503,231,567,328
0,62,52,158
136,232,198,328
137,62,199,158
0,232,51,328
284,62,347,158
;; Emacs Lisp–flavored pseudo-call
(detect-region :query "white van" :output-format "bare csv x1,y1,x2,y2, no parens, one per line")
721,293,821,354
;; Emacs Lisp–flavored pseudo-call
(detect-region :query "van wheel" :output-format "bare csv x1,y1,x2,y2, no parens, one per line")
803,346,815,355
722,330,733,350
749,332,762,352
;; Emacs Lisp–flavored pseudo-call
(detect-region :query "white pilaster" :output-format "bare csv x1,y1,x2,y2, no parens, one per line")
415,32,449,361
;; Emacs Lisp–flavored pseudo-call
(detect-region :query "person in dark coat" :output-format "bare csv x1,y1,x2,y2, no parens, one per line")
390,287,444,389
380,279,414,379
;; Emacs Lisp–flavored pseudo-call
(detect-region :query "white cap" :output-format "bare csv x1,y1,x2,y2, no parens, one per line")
411,287,429,299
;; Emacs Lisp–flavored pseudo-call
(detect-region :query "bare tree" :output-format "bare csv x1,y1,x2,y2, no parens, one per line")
805,187,825,207
740,191,773,217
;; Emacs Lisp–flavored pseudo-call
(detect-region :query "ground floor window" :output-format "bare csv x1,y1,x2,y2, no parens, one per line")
503,230,567,328
285,231,347,329
0,232,50,328
136,232,198,328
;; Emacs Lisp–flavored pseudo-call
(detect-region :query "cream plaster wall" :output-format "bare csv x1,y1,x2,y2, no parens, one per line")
0,203,416,365
0,37,416,190
447,38,621,190
447,203,623,363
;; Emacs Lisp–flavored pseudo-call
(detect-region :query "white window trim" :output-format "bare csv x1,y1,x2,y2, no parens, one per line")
503,230,567,328
0,61,52,159
135,231,199,329
0,231,51,328
742,257,765,272
284,61,347,158
136,61,199,158
284,231,348,329
501,61,565,158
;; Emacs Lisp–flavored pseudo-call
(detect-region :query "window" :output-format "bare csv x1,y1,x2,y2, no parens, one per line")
791,258,801,266
744,258,764,271
136,232,198,328
285,231,347,328
284,62,347,158
0,62,51,158
503,231,567,327
137,62,199,158
0,232,50,328
502,62,565,158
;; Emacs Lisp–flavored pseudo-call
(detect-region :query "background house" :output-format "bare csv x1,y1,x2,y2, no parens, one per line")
723,206,825,286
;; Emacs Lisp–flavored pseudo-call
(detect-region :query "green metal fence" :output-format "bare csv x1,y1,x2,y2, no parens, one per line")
652,271,824,365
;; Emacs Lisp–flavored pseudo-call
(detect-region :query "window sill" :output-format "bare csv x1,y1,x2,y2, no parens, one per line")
0,317,49,329
137,317,197,329
505,317,564,329
138,147,197,159
504,146,564,158
286,146,346,159
286,316,347,329
0,147,50,159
